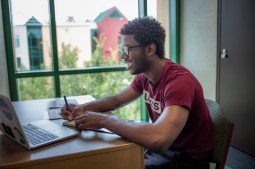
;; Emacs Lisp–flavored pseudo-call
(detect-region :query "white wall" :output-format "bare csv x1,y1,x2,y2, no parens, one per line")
13,25,29,69
180,0,218,100
157,0,169,58
0,2,10,97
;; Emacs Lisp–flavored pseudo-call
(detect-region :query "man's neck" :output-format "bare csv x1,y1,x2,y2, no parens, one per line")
144,58,166,84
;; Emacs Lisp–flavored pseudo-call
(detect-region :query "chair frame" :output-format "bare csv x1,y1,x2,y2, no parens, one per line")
206,99,234,169
215,123,234,169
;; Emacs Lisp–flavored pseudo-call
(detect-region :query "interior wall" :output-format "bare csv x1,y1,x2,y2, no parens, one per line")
0,2,10,97
180,0,218,100
157,0,169,58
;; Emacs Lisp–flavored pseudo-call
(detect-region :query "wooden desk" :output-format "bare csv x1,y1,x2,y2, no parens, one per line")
0,97,144,169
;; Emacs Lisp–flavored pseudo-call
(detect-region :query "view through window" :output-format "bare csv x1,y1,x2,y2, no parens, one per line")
11,0,139,71
10,0,144,120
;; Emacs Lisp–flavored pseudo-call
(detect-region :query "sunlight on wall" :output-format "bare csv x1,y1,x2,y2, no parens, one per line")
181,0,218,100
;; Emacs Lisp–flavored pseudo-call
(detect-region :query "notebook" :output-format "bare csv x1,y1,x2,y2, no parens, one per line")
45,95,96,120
0,95,79,150
47,99,78,109
63,120,113,134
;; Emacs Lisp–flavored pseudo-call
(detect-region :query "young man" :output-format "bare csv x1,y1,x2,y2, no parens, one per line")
61,17,213,169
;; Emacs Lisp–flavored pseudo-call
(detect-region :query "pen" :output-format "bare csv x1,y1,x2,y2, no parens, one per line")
63,96,71,112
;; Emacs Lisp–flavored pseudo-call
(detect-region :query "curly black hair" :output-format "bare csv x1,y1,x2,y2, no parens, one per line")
120,17,166,59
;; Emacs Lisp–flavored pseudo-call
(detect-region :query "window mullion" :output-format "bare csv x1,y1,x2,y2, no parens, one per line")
49,0,60,97
1,0,18,101
138,0,149,122
138,0,147,17
170,0,180,63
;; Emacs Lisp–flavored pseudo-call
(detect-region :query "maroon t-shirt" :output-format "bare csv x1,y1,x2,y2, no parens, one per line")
130,59,213,160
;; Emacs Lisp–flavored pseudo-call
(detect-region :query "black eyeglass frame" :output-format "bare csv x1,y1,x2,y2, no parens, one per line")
121,45,144,55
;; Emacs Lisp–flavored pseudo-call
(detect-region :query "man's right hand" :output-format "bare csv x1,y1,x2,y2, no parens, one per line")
60,104,84,120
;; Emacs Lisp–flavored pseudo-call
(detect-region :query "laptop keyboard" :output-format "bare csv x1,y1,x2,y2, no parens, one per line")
22,123,58,145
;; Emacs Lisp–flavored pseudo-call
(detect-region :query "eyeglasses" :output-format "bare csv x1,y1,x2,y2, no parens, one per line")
121,45,143,55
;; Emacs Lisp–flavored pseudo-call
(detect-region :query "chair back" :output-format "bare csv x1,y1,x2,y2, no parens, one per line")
205,99,234,169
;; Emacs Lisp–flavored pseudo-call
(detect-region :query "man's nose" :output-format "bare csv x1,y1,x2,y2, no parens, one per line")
121,52,129,59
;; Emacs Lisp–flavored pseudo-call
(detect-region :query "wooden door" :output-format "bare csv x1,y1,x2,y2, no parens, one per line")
218,0,255,156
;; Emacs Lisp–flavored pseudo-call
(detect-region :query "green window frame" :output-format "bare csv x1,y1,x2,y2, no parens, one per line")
1,0,180,122
170,0,180,64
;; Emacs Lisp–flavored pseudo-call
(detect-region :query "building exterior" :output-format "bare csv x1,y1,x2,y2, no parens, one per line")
42,21,97,69
94,6,128,62
12,6,128,71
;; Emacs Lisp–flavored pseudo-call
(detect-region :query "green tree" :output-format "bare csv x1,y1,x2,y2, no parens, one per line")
18,57,53,100
59,42,79,69
59,43,87,96
19,77,54,100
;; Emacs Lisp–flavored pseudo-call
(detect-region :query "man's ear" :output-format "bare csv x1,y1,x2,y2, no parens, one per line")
146,43,156,56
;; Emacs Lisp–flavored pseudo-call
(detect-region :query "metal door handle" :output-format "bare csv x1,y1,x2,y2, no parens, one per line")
221,48,228,59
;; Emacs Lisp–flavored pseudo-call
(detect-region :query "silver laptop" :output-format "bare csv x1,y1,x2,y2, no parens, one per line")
0,95,79,150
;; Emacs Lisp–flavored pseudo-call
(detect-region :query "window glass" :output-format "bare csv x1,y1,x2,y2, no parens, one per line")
8,0,144,120
147,0,157,18
55,0,138,69
17,77,54,100
11,0,52,72
60,71,140,120
14,35,20,48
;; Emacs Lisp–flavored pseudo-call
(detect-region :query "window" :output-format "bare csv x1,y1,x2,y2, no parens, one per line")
11,0,51,71
26,19,44,70
3,0,140,121
147,0,157,18
54,0,138,69
14,35,20,48
16,57,21,68
3,0,175,121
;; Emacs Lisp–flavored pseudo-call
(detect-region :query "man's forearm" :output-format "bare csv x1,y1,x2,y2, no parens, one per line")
100,115,173,152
